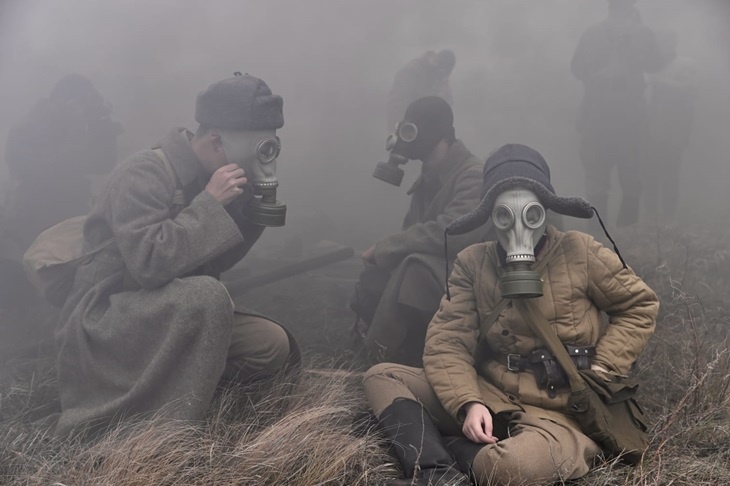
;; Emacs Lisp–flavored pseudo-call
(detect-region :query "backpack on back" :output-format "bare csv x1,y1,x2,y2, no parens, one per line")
22,148,182,306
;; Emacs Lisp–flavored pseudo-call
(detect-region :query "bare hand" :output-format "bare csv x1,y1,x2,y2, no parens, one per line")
361,244,376,264
462,402,498,444
206,164,247,206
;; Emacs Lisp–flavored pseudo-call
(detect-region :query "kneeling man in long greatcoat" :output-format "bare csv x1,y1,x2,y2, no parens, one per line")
55,73,298,436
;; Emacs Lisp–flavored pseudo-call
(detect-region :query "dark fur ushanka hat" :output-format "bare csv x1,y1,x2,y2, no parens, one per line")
195,72,284,130
446,143,594,236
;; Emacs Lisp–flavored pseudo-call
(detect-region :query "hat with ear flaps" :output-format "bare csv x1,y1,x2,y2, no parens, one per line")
447,143,594,236
442,143,626,300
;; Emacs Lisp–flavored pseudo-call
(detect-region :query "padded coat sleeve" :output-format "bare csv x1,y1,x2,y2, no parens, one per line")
423,249,486,419
586,235,659,375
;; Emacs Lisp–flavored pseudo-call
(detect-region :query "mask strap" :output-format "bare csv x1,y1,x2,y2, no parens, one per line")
591,206,627,269
444,230,452,301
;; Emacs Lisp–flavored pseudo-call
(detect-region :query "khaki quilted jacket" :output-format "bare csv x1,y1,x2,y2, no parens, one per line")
423,225,659,427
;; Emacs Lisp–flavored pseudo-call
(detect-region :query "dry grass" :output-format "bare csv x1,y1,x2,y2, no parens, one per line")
1,222,730,485
1,367,398,485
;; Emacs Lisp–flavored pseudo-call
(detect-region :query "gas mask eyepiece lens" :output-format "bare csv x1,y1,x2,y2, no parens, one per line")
256,137,281,164
493,205,515,230
522,202,546,229
397,122,419,143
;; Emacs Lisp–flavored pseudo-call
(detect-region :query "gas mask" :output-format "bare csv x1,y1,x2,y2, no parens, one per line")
492,188,548,298
373,121,421,186
219,129,286,227
374,96,454,186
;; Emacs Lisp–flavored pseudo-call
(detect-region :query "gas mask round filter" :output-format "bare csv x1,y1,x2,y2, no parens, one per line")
492,188,548,299
219,129,286,227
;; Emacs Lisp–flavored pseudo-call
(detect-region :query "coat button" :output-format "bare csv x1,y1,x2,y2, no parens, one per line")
501,329,509,336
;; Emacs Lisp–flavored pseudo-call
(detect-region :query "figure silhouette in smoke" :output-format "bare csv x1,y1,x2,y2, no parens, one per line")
643,30,698,222
571,0,670,227
388,49,456,131
4,74,123,249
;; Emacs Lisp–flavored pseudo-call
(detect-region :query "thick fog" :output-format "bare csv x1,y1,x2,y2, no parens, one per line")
1,0,729,254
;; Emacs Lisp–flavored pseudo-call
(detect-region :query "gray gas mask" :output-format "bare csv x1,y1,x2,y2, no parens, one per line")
220,129,286,227
373,121,420,187
492,188,548,298
374,96,454,187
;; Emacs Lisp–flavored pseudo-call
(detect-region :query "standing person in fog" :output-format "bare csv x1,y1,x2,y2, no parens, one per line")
352,96,483,367
3,74,123,248
388,50,456,131
643,31,697,221
571,0,668,227
363,144,659,485
54,73,298,436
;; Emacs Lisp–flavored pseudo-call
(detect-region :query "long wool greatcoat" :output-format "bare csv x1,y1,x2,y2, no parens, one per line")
367,141,483,340
55,128,265,435
424,225,659,429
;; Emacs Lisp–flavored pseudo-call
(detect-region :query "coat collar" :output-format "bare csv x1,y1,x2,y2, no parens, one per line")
156,128,207,187
407,139,473,195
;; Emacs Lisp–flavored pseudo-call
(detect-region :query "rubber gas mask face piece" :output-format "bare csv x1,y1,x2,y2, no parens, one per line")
219,129,286,227
373,121,420,186
492,188,548,298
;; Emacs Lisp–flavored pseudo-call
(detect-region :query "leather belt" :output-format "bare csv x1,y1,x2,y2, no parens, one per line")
500,345,596,373
506,353,530,372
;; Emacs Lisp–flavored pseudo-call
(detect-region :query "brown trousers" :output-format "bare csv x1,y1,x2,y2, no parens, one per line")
223,312,291,382
364,363,600,485
360,259,441,366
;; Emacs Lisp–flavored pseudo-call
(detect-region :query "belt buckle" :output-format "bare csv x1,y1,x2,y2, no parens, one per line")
507,354,521,372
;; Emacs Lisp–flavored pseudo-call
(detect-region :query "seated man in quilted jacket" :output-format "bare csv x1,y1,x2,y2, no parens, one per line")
363,143,659,485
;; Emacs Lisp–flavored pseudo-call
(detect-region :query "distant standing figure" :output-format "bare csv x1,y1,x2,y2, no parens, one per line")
643,31,697,221
571,0,668,227
388,50,456,131
4,74,123,248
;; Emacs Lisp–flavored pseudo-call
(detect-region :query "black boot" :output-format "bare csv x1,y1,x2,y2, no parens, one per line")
444,436,487,484
378,399,471,486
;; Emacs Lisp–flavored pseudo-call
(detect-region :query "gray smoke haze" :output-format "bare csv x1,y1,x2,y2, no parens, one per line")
1,0,729,252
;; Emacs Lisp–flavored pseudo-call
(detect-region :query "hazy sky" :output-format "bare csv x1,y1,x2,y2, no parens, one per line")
1,0,728,250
